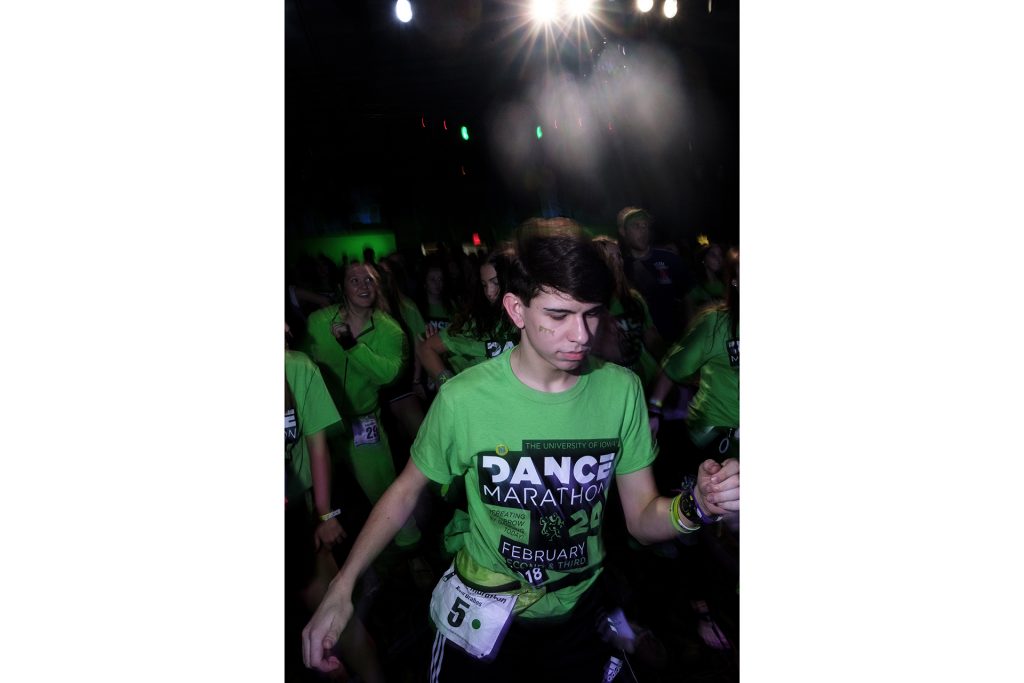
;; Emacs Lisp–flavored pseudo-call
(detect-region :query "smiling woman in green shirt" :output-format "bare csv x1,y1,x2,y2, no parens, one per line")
305,261,421,548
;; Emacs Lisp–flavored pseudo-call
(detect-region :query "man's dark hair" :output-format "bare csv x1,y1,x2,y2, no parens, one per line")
508,218,613,307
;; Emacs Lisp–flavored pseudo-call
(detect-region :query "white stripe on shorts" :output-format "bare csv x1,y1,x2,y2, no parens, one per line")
430,630,446,682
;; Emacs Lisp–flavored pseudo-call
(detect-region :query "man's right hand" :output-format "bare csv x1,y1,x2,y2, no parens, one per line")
301,589,354,672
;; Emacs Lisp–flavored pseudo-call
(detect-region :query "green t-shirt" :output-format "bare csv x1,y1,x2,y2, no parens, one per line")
439,325,517,374
411,351,655,620
660,306,739,431
285,350,342,505
686,280,726,311
424,301,453,336
305,306,409,417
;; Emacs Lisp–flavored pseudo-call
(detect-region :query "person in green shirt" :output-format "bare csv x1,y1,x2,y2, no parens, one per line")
302,222,739,681
285,347,346,548
415,256,459,337
417,246,519,386
649,246,739,457
285,334,385,683
684,242,728,324
304,261,421,548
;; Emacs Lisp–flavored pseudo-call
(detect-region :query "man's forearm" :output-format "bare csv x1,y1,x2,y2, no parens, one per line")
628,495,678,545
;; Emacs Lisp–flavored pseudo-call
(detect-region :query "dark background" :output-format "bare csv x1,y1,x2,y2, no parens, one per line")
285,0,738,253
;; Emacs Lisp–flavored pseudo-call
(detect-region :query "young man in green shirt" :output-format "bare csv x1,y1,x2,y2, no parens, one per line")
302,223,739,681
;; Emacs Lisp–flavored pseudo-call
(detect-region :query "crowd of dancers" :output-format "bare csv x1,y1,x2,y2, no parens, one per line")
285,209,740,682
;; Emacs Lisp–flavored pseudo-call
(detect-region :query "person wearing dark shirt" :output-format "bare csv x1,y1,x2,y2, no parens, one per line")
616,206,692,344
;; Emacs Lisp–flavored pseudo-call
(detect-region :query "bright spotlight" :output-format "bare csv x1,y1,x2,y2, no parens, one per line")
531,0,558,23
663,0,678,18
637,0,654,13
395,0,413,23
567,0,593,18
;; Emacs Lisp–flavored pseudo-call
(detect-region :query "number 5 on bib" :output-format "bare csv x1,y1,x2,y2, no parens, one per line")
428,563,518,660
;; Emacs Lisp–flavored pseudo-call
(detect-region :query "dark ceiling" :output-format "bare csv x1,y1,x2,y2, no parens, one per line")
285,0,739,249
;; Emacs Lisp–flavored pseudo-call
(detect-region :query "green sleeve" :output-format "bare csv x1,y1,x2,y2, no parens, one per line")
615,371,658,474
439,327,487,359
400,297,426,339
304,308,335,363
297,362,342,435
410,389,457,486
346,312,409,387
660,311,715,383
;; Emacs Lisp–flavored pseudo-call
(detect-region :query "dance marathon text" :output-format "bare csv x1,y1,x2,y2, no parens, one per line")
477,439,620,580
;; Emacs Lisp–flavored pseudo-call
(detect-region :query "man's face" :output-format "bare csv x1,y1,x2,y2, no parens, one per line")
505,288,604,373
620,217,651,253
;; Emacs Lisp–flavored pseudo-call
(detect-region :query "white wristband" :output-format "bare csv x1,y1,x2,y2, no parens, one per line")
319,509,341,523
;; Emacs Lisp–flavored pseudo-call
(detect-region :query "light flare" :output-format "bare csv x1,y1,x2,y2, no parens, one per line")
395,0,412,23
530,0,558,24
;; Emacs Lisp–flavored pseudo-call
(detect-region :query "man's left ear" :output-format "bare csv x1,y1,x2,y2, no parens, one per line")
502,292,526,329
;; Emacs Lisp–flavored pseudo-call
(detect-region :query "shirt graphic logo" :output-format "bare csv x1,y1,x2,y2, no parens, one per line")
654,261,672,285
485,339,516,358
539,514,565,542
727,339,739,367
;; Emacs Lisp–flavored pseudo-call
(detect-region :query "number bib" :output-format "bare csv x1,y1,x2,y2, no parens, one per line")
428,562,518,660
352,414,380,447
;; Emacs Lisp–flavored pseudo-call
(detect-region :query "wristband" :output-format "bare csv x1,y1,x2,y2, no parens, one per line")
647,397,664,418
319,509,341,523
669,494,700,534
436,370,453,385
676,476,703,527
691,484,723,524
